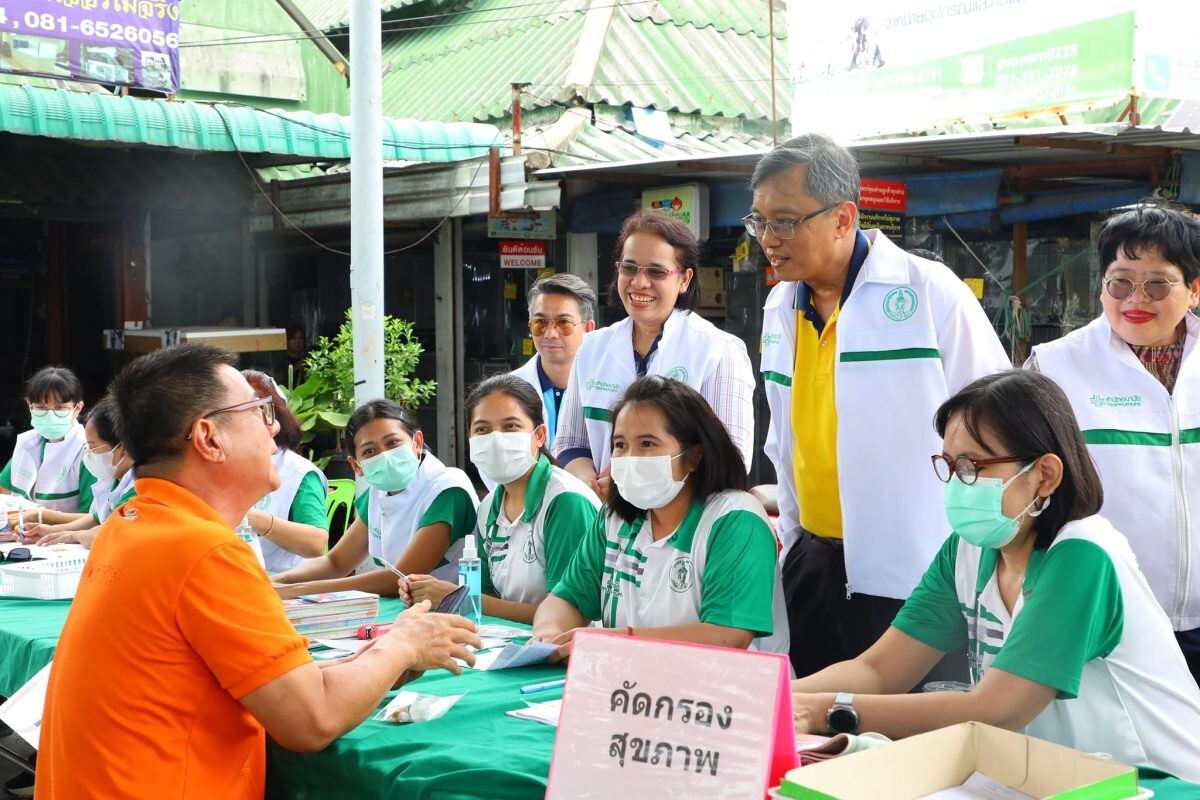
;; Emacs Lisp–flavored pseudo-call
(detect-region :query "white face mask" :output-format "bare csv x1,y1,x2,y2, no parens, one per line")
470,431,537,486
82,447,121,485
610,452,688,510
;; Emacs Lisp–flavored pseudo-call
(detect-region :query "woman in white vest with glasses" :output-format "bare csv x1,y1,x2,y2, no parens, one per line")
553,210,755,499
273,399,478,598
1029,204,1200,687
403,374,600,623
0,366,97,525
239,370,330,574
534,376,788,660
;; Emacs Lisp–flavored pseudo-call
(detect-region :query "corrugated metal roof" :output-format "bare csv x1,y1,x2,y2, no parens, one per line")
551,119,771,167
0,84,500,161
623,0,784,37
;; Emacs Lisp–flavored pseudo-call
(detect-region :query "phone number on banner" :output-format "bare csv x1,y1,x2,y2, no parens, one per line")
0,9,179,48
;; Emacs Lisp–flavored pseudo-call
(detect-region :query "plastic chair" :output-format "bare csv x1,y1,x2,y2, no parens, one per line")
325,479,357,549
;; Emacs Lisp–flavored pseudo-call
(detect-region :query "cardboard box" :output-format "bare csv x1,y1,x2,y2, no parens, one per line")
778,722,1138,800
118,327,287,354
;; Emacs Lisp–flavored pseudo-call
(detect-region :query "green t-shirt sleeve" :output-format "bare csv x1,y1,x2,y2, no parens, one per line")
992,538,1123,699
288,471,330,530
698,510,777,637
550,509,608,621
0,460,13,492
353,490,370,523
541,491,599,593
891,534,968,654
417,487,478,542
76,466,98,514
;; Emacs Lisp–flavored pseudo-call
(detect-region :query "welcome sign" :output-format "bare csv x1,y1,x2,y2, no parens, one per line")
547,632,796,799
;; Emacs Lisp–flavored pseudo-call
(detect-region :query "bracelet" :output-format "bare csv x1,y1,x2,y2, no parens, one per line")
263,514,275,537
627,626,634,637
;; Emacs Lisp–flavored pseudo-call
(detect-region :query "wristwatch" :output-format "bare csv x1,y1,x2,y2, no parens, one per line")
826,692,860,734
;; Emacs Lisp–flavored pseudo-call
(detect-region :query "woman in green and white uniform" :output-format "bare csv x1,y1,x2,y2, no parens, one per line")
25,395,135,549
0,366,96,524
273,399,477,598
791,370,1200,781
404,374,600,624
534,375,789,659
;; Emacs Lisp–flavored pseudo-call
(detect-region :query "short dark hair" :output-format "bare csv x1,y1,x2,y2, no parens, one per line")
24,366,83,405
111,344,237,468
465,373,556,464
1097,203,1200,283
528,273,597,323
85,394,120,447
286,324,305,339
607,210,700,312
749,132,861,206
242,369,302,453
934,370,1104,549
345,399,419,459
607,375,747,524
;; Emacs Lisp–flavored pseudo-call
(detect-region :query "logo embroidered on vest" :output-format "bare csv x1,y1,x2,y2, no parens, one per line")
585,378,622,393
522,534,537,564
122,506,138,521
664,366,688,382
55,465,69,481
669,556,694,593
883,287,918,322
1089,394,1142,408
761,332,783,348
369,524,382,539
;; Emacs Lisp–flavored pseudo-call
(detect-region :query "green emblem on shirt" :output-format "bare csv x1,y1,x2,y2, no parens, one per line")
669,556,694,593
585,378,622,393
522,535,537,564
1089,394,1142,408
664,366,688,383
762,332,783,348
883,286,918,322
56,465,69,481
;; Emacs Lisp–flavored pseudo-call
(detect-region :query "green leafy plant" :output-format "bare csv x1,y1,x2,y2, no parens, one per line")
285,310,436,459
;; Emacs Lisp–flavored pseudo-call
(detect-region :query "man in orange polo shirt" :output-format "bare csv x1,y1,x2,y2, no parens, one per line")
36,345,481,799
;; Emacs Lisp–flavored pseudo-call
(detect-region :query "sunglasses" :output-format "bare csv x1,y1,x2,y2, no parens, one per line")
1,547,32,563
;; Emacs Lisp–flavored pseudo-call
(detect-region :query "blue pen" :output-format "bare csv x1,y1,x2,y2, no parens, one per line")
519,678,566,695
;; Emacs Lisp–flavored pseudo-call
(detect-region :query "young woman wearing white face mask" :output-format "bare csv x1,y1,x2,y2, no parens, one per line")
533,375,789,661
24,396,136,548
0,366,97,525
273,399,478,599
402,375,600,624
791,371,1200,781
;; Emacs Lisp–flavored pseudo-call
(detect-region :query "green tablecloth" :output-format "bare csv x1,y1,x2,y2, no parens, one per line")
0,596,70,696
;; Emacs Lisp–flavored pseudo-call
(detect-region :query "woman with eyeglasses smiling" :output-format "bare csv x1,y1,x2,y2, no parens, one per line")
553,210,756,500
1028,204,1200,686
0,366,98,525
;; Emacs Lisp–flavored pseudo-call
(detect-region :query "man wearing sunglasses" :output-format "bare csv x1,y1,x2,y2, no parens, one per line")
749,133,1009,681
36,345,481,800
1029,204,1200,687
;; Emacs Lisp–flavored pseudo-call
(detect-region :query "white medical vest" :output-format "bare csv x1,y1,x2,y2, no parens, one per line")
8,424,89,513
255,449,329,574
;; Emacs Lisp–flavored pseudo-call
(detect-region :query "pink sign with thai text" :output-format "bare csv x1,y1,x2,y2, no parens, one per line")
546,631,796,799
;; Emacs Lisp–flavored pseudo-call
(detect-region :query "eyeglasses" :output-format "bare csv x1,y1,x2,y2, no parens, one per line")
28,403,75,418
614,261,682,281
1103,277,1186,302
1,547,31,563
742,203,839,240
184,396,276,441
931,454,1025,485
528,318,581,336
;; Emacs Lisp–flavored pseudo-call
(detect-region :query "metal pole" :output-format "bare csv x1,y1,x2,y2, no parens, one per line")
350,0,385,406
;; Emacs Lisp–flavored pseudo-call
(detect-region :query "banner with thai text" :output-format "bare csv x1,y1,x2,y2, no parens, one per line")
0,0,180,93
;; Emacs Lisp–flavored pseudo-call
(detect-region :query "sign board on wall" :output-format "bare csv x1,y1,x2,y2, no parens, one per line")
0,1,181,93
488,211,557,240
859,178,906,242
641,183,710,242
500,240,547,270
546,631,796,799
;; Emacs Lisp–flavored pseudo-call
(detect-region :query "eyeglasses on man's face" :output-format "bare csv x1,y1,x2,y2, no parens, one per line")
1102,277,1186,302
184,396,276,441
528,318,582,337
930,454,1024,485
614,261,682,281
742,202,839,240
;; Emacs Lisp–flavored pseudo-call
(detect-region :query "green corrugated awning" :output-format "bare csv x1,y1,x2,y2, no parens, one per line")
0,84,501,162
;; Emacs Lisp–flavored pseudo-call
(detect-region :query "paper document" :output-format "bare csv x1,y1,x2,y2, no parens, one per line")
457,641,558,671
475,624,528,640
0,661,52,750
917,772,1035,800
505,699,562,727
310,638,373,655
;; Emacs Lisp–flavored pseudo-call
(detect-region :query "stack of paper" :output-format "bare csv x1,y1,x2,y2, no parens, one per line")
505,699,562,727
284,590,379,638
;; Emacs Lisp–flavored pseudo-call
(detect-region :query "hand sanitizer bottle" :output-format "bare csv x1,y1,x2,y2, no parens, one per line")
458,533,482,625
235,516,266,569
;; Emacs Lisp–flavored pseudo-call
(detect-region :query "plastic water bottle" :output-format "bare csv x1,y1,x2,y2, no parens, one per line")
235,516,266,569
458,533,482,625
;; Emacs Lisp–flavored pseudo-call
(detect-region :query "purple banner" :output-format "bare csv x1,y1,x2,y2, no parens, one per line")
0,1,180,93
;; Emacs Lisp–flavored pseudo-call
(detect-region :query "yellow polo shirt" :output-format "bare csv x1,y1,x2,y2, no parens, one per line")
791,304,843,538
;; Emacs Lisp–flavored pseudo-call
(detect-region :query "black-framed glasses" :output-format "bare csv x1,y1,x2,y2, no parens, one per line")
614,261,682,281
931,454,1024,485
528,318,581,336
28,403,75,418
1103,277,1185,302
184,396,276,441
1,547,31,563
742,203,840,240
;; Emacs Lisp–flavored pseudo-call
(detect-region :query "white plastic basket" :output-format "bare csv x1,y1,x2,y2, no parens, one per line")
0,556,88,600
